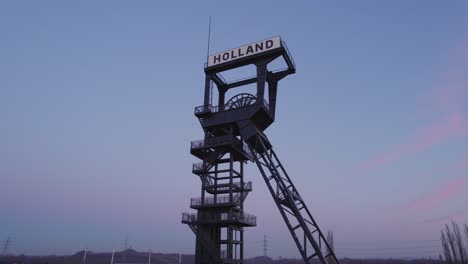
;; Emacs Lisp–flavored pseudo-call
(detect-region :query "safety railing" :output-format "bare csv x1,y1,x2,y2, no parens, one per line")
194,97,271,117
194,104,219,116
242,212,257,225
191,136,254,161
204,211,257,225
181,212,197,223
191,135,233,149
191,136,253,158
183,211,256,226
209,181,253,193
226,211,257,226
192,162,205,172
281,41,296,70
243,181,253,191
190,195,240,207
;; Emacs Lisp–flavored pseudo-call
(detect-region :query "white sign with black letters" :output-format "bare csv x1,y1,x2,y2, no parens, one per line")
207,36,281,67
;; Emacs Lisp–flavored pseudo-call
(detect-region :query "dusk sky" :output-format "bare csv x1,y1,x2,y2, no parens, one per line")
2,0,468,259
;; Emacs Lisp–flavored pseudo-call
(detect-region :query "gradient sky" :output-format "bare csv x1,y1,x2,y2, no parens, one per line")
1,0,468,259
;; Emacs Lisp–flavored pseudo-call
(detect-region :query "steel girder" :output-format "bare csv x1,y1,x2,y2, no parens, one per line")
248,134,340,264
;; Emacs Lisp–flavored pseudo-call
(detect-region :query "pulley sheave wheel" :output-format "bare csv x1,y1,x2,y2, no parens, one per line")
224,93,257,110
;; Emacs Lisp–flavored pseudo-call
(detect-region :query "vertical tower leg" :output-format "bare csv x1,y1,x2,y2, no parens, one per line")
185,129,255,264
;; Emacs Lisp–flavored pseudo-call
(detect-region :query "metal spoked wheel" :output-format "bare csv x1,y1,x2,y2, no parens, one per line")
224,93,257,110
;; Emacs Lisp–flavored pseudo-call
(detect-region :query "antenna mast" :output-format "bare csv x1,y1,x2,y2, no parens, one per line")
207,16,214,105
206,16,212,61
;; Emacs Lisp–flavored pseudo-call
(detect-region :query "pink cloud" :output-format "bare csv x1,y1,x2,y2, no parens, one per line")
356,112,468,173
415,154,468,181
355,39,468,174
344,38,468,235
384,157,468,225
404,176,468,211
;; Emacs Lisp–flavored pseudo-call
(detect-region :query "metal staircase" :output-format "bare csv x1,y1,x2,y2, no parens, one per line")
183,132,255,264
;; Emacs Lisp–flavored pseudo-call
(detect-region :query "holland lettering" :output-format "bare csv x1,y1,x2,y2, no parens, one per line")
213,54,221,64
208,37,280,67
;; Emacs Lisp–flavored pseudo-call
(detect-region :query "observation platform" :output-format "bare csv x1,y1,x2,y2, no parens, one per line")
194,99,273,134
190,194,241,210
202,181,252,195
190,135,254,161
181,211,256,227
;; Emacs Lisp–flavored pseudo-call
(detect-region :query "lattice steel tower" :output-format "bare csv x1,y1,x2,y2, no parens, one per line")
182,36,340,264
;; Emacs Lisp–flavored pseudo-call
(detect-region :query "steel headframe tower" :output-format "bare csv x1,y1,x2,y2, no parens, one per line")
182,36,340,264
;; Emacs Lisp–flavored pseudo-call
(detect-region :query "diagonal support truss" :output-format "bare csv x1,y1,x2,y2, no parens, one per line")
247,134,340,264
